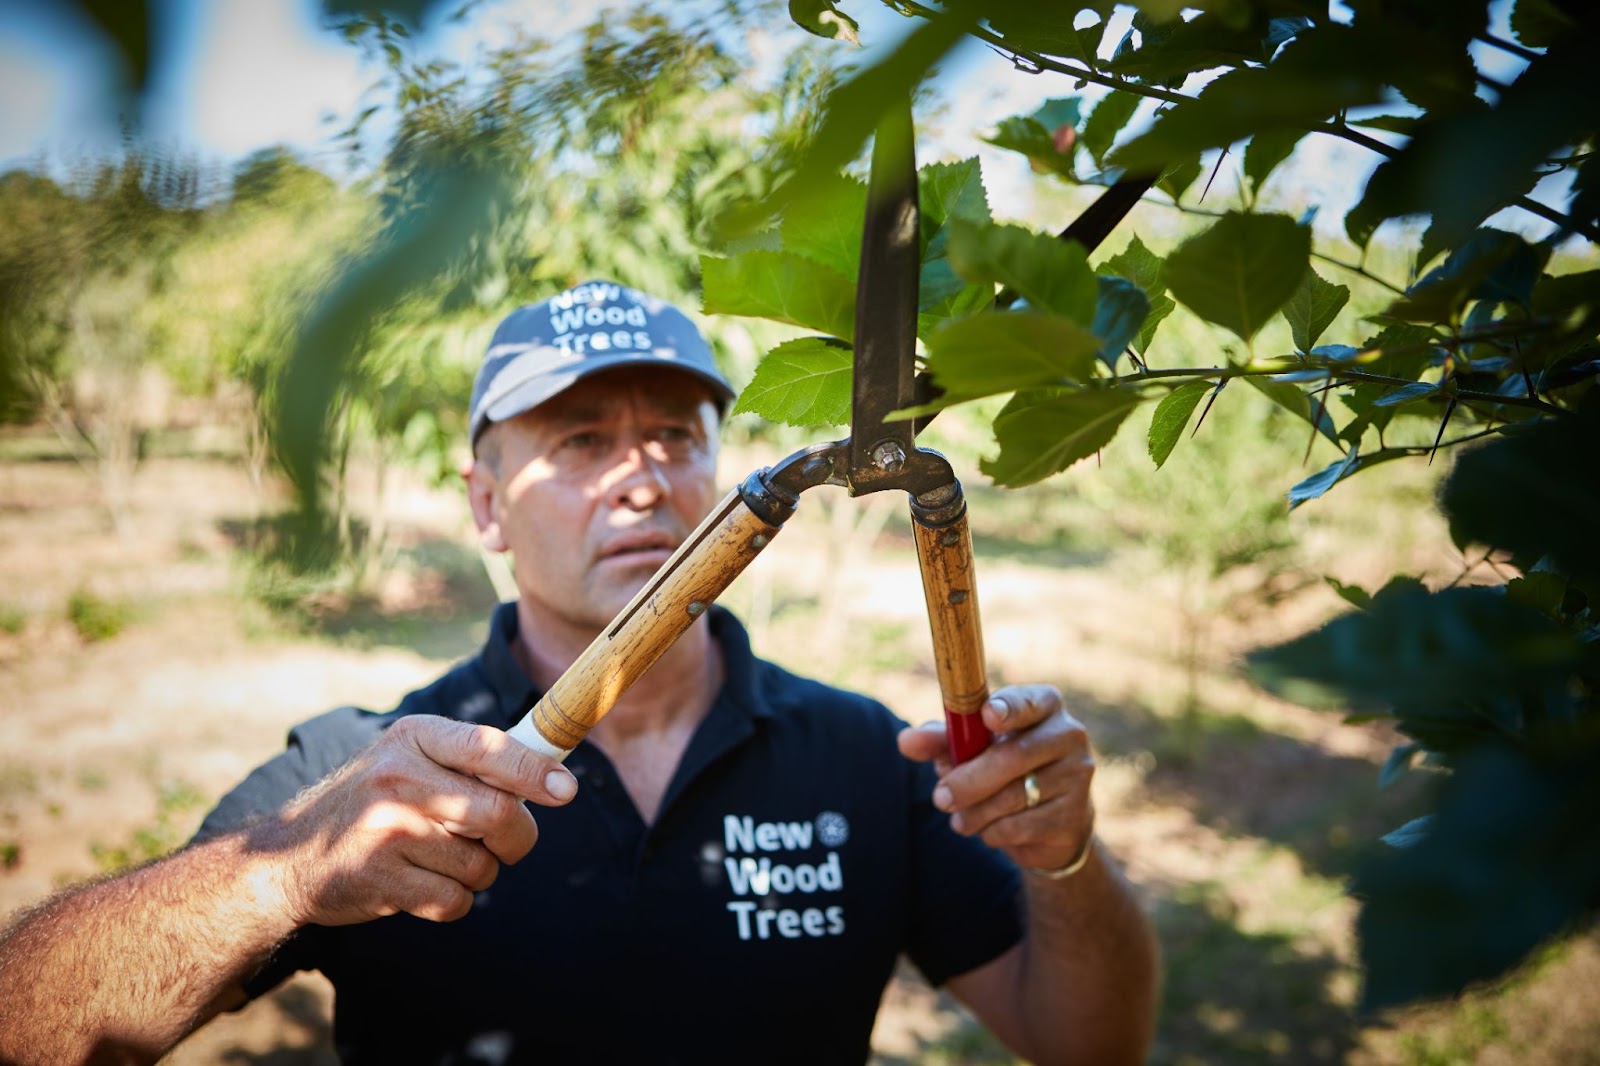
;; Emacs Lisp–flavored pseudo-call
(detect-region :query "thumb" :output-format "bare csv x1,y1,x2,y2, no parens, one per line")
897,720,948,764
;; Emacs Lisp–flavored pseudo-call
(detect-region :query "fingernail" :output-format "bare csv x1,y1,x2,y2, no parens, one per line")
933,785,953,812
545,769,577,801
989,697,1010,721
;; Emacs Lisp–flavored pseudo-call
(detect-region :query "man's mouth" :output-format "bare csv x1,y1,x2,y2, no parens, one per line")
599,532,678,562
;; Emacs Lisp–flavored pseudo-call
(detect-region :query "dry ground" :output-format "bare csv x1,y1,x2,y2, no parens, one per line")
1,429,1595,1064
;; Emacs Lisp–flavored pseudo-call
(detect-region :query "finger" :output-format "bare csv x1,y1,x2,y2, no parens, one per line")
402,826,502,895
978,795,1096,871
391,865,478,923
949,752,1094,839
416,779,540,866
981,683,1066,734
936,712,1087,813
399,716,578,807
897,720,948,764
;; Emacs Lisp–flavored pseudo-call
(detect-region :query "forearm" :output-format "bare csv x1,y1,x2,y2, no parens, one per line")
0,828,299,1065
1014,841,1160,1066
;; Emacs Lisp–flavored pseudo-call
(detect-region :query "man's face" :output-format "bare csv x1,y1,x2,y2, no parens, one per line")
469,367,721,633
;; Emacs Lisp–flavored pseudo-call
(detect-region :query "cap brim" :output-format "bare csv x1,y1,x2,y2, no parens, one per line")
474,352,736,442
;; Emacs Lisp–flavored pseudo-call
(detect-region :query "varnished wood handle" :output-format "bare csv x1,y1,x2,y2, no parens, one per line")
505,487,781,759
911,504,992,765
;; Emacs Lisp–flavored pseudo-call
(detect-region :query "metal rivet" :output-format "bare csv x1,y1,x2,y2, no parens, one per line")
948,590,968,605
686,601,706,618
940,530,960,546
751,533,770,550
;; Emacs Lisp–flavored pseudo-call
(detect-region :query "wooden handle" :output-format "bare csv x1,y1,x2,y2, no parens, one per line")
911,505,992,765
505,487,780,759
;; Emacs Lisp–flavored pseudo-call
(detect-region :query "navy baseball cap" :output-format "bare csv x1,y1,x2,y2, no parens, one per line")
469,279,735,445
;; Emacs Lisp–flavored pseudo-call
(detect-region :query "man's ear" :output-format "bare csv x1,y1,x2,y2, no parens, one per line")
464,458,509,554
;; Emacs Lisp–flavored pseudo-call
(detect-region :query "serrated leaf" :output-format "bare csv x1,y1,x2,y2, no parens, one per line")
779,172,866,281
1243,127,1304,195
1102,233,1174,354
916,312,1103,410
1385,229,1549,323
701,251,856,341
1091,275,1150,368
729,337,853,427
981,387,1141,487
984,116,1076,179
1147,379,1212,468
1284,268,1350,353
1156,156,1203,202
919,158,992,232
1080,91,1141,169
1165,212,1311,342
948,221,1097,324
1287,444,1360,508
917,160,995,330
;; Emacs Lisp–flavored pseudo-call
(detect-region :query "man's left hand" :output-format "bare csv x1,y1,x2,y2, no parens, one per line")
897,684,1095,874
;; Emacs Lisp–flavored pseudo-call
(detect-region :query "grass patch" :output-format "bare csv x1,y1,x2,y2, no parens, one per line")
0,601,26,634
66,587,133,642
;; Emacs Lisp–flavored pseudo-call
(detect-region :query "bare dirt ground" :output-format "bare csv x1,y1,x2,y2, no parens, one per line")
2,433,1596,1064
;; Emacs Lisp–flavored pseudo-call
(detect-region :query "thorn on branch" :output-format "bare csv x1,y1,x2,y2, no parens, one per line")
1192,379,1228,438
1428,396,1458,465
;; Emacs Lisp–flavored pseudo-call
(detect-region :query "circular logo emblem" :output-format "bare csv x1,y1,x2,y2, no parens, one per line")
815,811,850,848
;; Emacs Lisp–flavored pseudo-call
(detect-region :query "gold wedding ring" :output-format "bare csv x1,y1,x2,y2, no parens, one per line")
1023,772,1042,810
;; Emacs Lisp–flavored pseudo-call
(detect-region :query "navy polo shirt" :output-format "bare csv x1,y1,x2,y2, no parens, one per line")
195,605,1023,1065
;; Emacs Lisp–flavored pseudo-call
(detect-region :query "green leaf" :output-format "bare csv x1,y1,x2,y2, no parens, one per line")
1147,379,1212,469
729,336,853,427
984,115,1076,180
788,0,861,45
1080,91,1141,169
1244,374,1340,444
948,221,1097,324
1383,230,1548,323
1102,233,1175,354
779,172,866,282
1156,156,1203,203
1505,570,1568,617
1355,741,1600,1010
917,159,995,330
915,312,1103,411
1243,128,1304,195
1165,213,1311,343
1091,276,1150,368
919,158,992,233
1286,444,1360,508
981,386,1141,487
701,251,856,341
1372,381,1437,408
1440,400,1600,587
1111,28,1386,172
1283,268,1350,353
1249,580,1583,750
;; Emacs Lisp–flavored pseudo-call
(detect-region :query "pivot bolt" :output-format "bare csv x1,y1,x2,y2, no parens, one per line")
872,440,907,472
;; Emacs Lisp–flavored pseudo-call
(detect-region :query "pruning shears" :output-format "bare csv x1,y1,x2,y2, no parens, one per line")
506,101,1153,765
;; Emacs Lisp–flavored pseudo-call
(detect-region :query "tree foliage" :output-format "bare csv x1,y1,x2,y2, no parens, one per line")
702,0,1600,1011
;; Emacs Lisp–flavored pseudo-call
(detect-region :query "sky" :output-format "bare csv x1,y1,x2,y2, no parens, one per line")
0,1,1555,247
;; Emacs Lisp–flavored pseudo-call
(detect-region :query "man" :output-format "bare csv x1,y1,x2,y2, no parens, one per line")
0,280,1158,1065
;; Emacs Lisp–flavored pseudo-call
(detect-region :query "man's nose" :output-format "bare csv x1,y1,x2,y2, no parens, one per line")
607,441,670,509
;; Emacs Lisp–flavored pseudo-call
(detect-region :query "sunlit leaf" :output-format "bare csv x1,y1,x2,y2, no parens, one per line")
729,336,852,427
701,250,855,341
1147,379,1212,468
913,312,1102,411
948,220,1097,324
1102,233,1174,354
780,172,866,282
1165,212,1311,342
1283,268,1350,353
981,386,1141,487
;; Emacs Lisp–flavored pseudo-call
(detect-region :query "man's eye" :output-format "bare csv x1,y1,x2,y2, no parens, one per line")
561,431,606,452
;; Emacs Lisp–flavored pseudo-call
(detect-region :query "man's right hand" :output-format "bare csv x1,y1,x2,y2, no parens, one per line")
265,715,578,927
